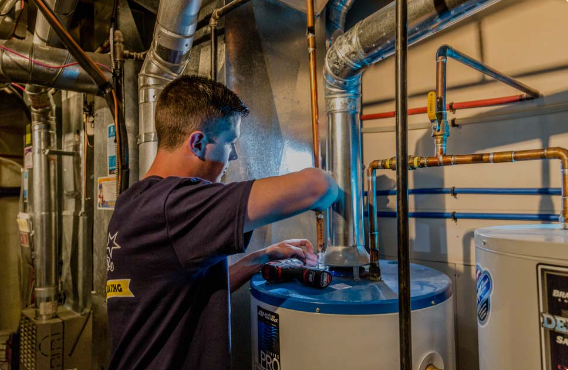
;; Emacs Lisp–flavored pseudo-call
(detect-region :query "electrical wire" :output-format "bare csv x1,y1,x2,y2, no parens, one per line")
10,82,24,92
0,44,112,73
112,89,121,194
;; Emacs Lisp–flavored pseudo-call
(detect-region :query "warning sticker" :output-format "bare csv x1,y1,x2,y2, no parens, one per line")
24,146,33,169
538,264,568,370
107,124,117,175
476,264,493,327
97,176,116,210
256,307,281,370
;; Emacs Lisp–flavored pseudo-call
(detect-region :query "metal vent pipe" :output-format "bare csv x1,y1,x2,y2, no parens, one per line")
322,0,500,267
0,39,111,94
137,0,202,177
326,0,356,47
26,0,78,319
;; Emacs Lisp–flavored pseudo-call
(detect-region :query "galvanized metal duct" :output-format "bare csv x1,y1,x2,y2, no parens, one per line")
0,0,18,31
26,0,78,319
322,0,500,267
137,0,202,177
27,85,58,319
33,0,78,47
325,0,356,47
0,39,111,94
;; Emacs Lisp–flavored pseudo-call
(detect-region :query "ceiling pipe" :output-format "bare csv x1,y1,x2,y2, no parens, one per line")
0,0,18,31
321,0,501,267
0,39,112,95
325,0,356,48
137,0,202,178
33,0,78,48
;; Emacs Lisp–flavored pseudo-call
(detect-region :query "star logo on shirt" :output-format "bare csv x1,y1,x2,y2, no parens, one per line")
107,231,121,258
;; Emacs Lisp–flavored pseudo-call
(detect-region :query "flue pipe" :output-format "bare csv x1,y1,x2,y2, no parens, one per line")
0,39,111,94
27,0,78,320
28,86,58,319
138,0,202,177
322,0,501,267
0,0,18,30
32,0,78,48
433,45,541,156
325,0,356,48
209,0,251,81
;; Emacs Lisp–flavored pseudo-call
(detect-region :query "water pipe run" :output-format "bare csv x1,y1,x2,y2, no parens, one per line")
361,94,531,121
374,212,558,222
432,45,541,156
305,0,326,255
373,187,561,196
367,148,568,240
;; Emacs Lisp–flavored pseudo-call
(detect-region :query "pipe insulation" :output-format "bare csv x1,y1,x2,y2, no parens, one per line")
0,39,111,94
137,0,202,177
322,0,500,267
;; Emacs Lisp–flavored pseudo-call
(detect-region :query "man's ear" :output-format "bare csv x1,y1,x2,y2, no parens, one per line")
188,131,207,160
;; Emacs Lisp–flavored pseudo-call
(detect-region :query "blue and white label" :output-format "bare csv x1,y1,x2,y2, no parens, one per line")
476,264,493,327
107,124,116,175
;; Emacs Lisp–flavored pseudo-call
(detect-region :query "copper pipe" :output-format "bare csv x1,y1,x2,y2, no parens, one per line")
368,147,568,228
367,161,383,280
361,94,530,121
306,0,325,254
432,45,541,157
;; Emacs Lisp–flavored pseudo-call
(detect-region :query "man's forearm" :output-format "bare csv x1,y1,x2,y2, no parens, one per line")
229,249,269,293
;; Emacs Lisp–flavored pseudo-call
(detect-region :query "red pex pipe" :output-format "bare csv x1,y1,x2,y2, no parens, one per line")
361,94,529,121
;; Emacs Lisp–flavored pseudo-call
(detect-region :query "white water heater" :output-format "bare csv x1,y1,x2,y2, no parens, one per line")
250,260,456,370
475,224,568,370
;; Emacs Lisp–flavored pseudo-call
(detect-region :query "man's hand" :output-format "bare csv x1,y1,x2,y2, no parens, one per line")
265,239,317,267
229,238,318,292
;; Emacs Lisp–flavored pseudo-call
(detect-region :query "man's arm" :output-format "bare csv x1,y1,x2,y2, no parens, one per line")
244,168,337,232
229,239,317,293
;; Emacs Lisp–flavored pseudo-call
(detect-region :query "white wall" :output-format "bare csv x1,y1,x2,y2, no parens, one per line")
360,1,568,369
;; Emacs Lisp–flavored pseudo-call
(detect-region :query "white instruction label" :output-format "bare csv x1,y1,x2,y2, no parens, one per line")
97,176,116,210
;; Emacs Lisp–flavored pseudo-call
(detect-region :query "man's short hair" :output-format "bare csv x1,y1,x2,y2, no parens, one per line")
155,75,249,151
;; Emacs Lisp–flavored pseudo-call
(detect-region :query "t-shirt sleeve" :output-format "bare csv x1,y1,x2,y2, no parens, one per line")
165,179,255,268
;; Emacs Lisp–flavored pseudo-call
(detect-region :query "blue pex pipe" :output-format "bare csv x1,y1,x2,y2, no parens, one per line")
370,211,558,221
373,188,561,196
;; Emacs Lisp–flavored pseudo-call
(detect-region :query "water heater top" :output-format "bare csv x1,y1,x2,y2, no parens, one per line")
250,261,452,315
475,224,568,261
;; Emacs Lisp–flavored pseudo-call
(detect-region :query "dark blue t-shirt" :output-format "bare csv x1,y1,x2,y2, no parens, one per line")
106,176,254,370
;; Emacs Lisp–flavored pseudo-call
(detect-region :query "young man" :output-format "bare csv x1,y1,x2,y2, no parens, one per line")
106,75,337,370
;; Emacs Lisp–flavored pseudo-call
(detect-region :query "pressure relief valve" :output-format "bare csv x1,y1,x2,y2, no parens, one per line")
261,259,332,289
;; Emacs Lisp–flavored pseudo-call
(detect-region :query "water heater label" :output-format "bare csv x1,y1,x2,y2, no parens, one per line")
256,307,281,370
476,264,493,327
538,264,568,370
